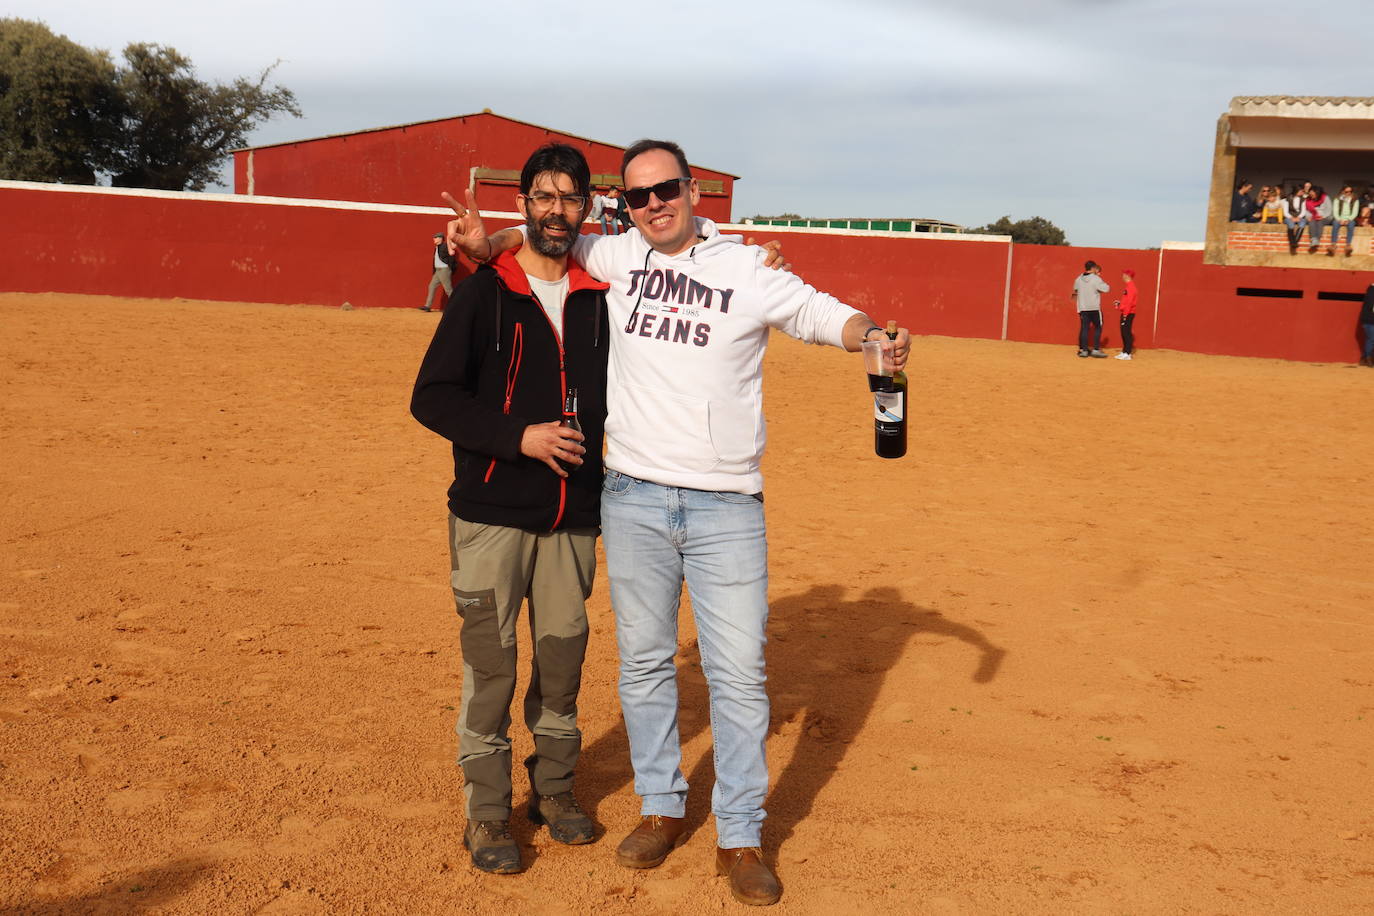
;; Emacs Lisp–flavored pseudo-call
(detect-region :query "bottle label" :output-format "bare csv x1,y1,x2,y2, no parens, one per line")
874,390,904,422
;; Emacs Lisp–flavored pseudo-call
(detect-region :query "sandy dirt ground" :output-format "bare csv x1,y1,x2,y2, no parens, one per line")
2,291,1372,915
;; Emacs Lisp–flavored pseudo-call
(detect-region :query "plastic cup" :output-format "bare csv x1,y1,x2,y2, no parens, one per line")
862,339,894,392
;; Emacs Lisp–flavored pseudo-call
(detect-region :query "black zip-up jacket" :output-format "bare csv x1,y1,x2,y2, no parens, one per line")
411,251,609,531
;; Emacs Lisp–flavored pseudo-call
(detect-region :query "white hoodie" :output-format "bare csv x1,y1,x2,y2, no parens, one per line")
562,218,861,494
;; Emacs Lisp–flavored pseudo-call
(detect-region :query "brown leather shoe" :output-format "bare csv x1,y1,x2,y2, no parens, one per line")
614,815,685,868
715,846,781,906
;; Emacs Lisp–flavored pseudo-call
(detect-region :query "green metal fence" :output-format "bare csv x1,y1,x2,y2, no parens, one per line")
744,217,963,234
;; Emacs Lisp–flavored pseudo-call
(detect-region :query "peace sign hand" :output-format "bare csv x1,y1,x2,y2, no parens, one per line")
441,188,493,262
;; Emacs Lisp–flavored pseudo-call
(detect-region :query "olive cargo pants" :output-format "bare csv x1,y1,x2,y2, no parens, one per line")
448,514,597,820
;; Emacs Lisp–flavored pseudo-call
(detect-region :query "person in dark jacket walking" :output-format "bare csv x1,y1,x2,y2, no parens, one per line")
411,144,609,874
421,231,459,311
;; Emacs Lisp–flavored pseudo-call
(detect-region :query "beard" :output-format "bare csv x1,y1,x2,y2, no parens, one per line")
527,212,576,258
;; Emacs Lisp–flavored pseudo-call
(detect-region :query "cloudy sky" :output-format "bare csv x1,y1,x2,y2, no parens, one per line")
11,0,1374,247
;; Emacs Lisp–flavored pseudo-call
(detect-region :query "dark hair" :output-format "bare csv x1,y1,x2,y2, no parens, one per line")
520,143,591,202
621,139,691,182
1312,185,1325,198
1084,260,1099,270
1236,179,1251,190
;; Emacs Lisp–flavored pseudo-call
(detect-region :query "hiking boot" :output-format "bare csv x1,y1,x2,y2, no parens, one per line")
615,815,686,868
716,846,782,906
464,820,522,874
529,791,596,845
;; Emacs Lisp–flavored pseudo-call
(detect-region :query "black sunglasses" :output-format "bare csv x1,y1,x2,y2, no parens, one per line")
623,177,691,210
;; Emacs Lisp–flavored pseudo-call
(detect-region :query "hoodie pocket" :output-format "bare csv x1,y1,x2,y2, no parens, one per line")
611,382,720,475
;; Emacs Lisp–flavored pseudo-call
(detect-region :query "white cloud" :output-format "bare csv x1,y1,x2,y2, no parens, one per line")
8,0,1374,247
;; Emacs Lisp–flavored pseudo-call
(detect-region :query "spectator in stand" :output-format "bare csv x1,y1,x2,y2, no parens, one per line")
603,188,623,235
1360,283,1374,367
1230,180,1259,222
1258,187,1283,224
588,189,606,234
1071,260,1110,358
1306,186,1332,253
1330,186,1359,257
1359,188,1374,227
1113,269,1138,361
615,188,633,233
1282,185,1309,253
590,188,622,236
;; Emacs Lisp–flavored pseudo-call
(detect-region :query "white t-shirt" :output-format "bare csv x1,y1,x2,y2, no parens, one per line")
526,272,570,339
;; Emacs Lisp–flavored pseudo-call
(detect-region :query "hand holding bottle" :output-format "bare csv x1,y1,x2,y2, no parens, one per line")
521,422,584,477
863,321,908,459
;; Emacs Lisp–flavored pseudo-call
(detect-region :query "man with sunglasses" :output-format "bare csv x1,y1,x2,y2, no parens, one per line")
412,143,609,876
446,139,909,906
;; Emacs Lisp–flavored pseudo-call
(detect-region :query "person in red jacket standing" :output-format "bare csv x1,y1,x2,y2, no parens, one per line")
1113,269,1138,360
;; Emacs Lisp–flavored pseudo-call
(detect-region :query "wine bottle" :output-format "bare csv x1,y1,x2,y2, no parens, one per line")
874,322,906,459
559,387,581,471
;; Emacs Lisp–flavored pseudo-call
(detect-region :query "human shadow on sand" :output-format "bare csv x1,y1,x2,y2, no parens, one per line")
14,858,211,915
577,583,1005,849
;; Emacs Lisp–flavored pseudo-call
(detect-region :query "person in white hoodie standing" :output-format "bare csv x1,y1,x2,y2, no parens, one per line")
446,138,909,907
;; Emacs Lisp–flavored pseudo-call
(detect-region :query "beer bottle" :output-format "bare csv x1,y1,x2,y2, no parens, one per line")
559,388,581,471
874,322,906,459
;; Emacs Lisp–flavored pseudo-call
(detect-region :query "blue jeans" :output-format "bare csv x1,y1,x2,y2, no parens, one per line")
1307,219,1330,247
1284,217,1308,243
600,471,769,848
1362,323,1374,361
600,213,619,235
1327,220,1356,248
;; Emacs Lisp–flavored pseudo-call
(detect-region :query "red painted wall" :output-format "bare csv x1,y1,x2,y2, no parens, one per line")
1,184,518,308
233,112,736,224
1009,245,1160,351
5,182,1371,363
1154,250,1370,362
738,230,1010,339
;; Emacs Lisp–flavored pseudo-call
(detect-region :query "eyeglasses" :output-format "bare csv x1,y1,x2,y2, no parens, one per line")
623,177,691,210
526,192,587,211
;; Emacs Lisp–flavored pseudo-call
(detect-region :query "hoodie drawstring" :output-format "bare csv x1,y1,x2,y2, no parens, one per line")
624,246,653,334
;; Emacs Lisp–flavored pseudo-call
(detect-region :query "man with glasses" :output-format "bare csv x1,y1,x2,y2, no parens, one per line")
412,143,608,875
445,138,908,906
